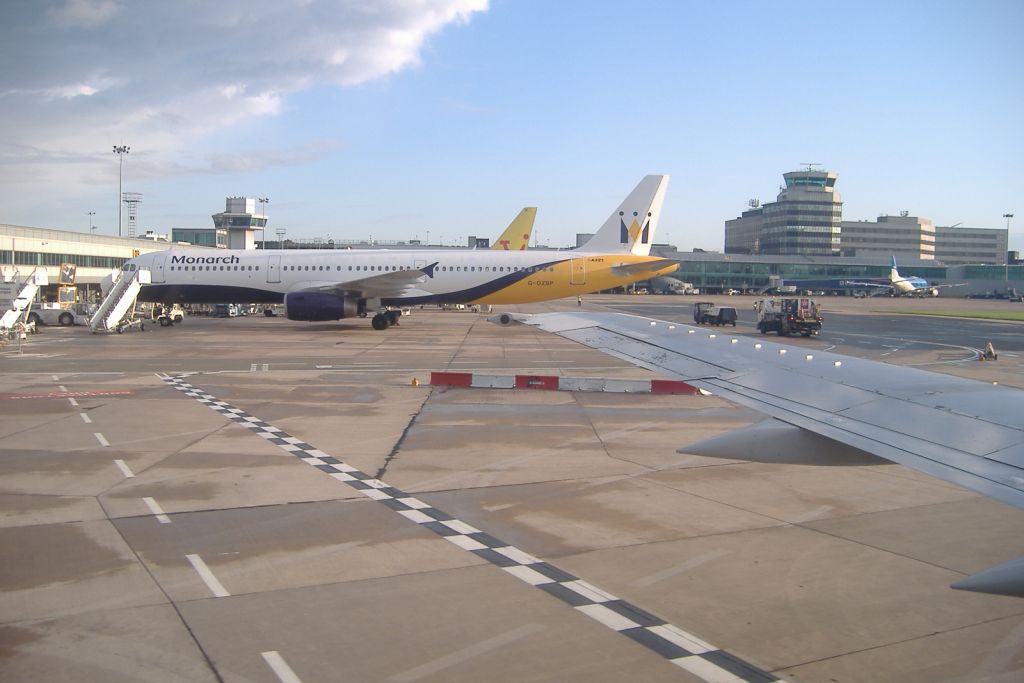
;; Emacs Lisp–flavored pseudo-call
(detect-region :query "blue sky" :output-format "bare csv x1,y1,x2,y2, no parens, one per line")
1,0,1022,250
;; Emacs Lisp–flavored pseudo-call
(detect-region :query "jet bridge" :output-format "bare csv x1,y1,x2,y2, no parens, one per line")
91,267,151,333
1,268,48,331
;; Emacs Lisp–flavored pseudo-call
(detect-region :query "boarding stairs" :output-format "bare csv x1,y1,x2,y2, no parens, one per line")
0,268,48,331
91,267,151,333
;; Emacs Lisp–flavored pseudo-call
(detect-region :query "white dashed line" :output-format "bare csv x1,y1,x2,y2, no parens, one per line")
186,554,230,597
113,459,134,478
94,433,110,447
58,385,67,392
68,397,79,407
142,497,171,523
261,651,304,683
80,413,92,424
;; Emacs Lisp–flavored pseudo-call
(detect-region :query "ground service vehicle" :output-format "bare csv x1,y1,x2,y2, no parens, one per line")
755,297,822,336
212,303,240,318
693,302,738,326
27,302,96,326
152,303,185,326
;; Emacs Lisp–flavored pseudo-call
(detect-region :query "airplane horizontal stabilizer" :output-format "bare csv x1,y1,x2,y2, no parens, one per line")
951,555,1024,598
679,418,887,466
611,258,679,276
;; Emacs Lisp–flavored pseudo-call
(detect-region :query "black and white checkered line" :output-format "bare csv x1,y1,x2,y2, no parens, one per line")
162,374,782,683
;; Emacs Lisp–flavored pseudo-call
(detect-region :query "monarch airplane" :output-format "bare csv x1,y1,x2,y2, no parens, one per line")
123,176,677,330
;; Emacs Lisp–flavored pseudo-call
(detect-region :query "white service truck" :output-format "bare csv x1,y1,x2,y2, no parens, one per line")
27,302,96,327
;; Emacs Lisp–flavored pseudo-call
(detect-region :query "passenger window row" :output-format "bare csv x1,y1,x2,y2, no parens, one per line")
168,265,259,271
161,263,555,274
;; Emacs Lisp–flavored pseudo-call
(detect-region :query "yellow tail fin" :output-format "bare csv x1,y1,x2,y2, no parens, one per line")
492,207,536,250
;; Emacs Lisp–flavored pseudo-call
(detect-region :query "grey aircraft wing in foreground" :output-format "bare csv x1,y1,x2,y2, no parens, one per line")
493,311,1024,597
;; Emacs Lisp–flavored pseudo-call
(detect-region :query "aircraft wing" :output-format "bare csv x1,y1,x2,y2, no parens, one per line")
304,262,438,300
494,310,1024,596
841,280,891,288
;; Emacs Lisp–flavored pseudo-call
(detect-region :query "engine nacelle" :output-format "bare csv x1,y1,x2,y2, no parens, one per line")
284,292,358,321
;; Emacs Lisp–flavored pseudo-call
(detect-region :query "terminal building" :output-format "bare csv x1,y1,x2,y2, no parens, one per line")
725,168,1008,265
1,223,181,304
649,246,1022,298
2,183,1019,308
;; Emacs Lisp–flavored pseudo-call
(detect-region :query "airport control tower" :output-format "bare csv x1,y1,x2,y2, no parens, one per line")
212,197,268,250
760,167,843,256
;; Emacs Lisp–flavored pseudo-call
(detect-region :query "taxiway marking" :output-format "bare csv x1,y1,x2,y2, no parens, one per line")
261,651,303,683
80,413,92,424
94,433,110,447
113,459,134,478
165,375,782,683
0,390,134,400
186,553,230,597
142,497,171,523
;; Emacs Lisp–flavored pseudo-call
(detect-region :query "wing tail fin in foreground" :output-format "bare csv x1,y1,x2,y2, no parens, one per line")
579,175,669,256
492,310,1024,597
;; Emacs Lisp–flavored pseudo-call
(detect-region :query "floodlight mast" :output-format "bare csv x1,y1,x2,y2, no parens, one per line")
258,197,269,249
113,145,130,237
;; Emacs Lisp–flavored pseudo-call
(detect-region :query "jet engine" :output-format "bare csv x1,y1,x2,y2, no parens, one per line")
284,292,358,321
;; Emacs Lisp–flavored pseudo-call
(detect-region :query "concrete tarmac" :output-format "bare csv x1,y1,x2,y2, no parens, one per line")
1,295,1023,682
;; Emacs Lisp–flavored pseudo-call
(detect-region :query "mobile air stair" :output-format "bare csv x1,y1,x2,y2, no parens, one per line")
90,267,151,333
1,268,48,339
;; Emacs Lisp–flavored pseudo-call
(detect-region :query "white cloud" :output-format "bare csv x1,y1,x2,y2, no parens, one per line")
0,0,488,201
47,0,123,29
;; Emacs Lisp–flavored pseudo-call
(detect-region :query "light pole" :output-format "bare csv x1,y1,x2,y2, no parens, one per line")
113,145,130,237
88,211,95,233
1004,213,1014,282
258,197,269,249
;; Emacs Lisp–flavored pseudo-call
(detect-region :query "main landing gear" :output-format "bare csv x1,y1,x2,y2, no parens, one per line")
371,310,402,330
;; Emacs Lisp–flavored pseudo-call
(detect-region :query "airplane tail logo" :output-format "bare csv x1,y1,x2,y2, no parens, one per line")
580,175,669,256
619,211,652,247
493,207,536,251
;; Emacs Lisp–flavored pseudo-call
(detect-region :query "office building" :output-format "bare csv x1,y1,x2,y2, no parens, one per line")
725,168,1008,264
840,213,935,260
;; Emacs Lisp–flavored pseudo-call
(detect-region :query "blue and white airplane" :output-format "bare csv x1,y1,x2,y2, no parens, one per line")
846,256,964,297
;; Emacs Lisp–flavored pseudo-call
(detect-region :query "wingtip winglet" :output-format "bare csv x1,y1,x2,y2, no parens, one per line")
950,555,1024,598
